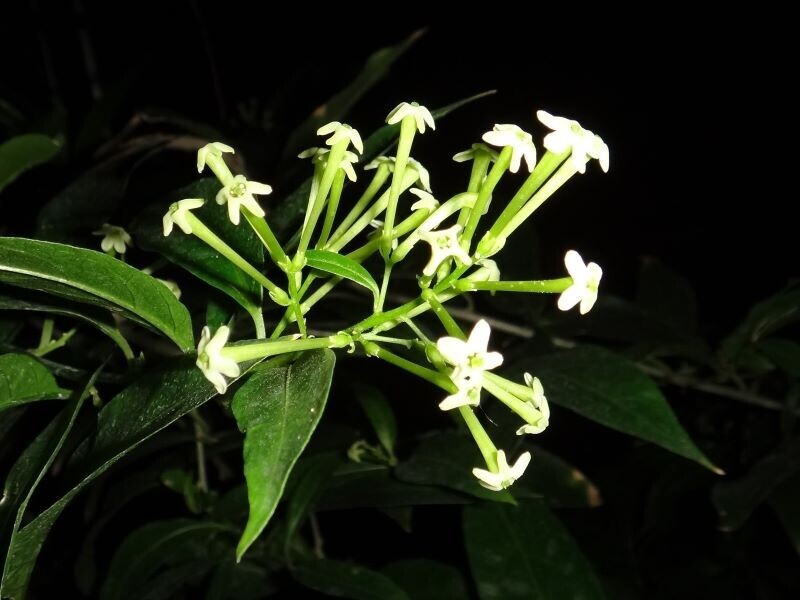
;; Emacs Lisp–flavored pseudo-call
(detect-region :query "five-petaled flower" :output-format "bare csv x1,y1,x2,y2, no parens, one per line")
386,101,436,134
196,325,240,394
408,188,439,212
163,198,205,236
93,224,132,254
317,122,364,154
419,224,472,277
558,250,603,314
216,175,272,226
516,373,550,435
452,143,499,163
196,142,234,173
482,124,537,173
473,449,532,491
436,319,503,410
365,156,431,192
537,110,609,173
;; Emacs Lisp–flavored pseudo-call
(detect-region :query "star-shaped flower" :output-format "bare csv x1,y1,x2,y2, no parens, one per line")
516,373,550,435
482,124,537,173
162,198,205,236
196,325,240,394
317,122,364,154
408,188,439,212
438,376,482,411
93,224,132,254
364,156,431,191
536,110,609,173
419,224,472,276
216,175,272,225
472,449,532,491
197,142,234,173
386,101,436,134
452,143,499,163
557,250,603,314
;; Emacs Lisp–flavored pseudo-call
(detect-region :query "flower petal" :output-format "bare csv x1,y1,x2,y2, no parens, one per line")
436,336,470,366
467,319,492,354
563,250,587,280
557,284,584,311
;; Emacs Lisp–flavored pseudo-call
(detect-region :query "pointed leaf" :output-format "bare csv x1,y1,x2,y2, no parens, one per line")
0,237,194,351
512,347,718,471
464,501,605,600
306,249,379,305
231,349,335,559
355,384,397,457
292,559,410,600
0,133,61,192
0,352,68,411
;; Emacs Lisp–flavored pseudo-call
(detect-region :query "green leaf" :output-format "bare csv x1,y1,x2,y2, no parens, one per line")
284,453,340,552
1,370,97,598
206,558,273,600
354,384,397,457
0,290,133,359
516,445,603,508
769,473,800,556
394,432,516,504
231,349,335,559
0,237,194,351
0,352,67,411
292,559,410,600
712,437,800,530
382,559,469,600
99,519,231,600
463,501,605,600
283,30,422,156
758,338,800,378
132,179,264,323
0,133,61,193
512,347,718,471
306,249,380,306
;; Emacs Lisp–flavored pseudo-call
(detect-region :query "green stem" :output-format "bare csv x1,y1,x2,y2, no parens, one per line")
242,209,289,269
204,154,235,186
460,146,512,248
381,117,416,258
421,290,464,338
361,341,456,392
317,168,346,249
454,277,572,293
483,375,541,425
287,272,307,337
327,164,390,248
376,263,392,312
38,318,54,349
457,152,492,227
458,406,498,471
221,333,352,363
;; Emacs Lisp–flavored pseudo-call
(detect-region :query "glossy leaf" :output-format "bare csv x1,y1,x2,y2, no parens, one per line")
0,237,194,351
306,249,379,306
382,559,469,600
132,179,264,321
463,501,605,600
292,559,410,600
0,352,68,411
512,347,718,471
355,384,397,457
231,349,335,559
0,133,61,193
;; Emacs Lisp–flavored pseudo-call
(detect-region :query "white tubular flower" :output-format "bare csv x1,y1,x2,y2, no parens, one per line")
473,450,532,491
453,143,499,163
216,174,272,225
338,150,359,182
437,318,503,402
364,156,395,172
482,124,537,173
197,142,234,173
439,377,482,411
516,373,550,435
409,188,439,212
317,121,364,154
386,101,436,134
407,157,431,192
536,110,609,173
196,325,240,394
93,224,132,254
558,250,603,314
298,146,329,164
419,224,472,276
163,198,205,236
474,259,501,282
156,278,182,299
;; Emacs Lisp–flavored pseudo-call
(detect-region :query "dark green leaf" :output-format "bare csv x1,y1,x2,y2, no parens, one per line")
306,250,379,306
382,559,469,600
231,349,335,559
463,501,605,600
292,559,410,600
512,347,718,471
769,473,800,556
394,432,516,504
516,445,603,508
635,258,698,334
0,352,68,411
0,133,61,193
206,559,273,600
354,384,397,457
132,179,264,323
0,237,194,351
284,453,340,553
712,437,800,530
758,338,800,378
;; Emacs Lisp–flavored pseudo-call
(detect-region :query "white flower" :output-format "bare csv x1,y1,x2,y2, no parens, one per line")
473,450,531,491
419,224,472,277
482,124,537,173
196,325,240,394
364,156,431,191
474,259,501,282
557,250,603,314
409,188,439,212
438,377,482,411
157,278,182,299
453,143,499,163
93,224,132,254
197,142,234,173
338,151,359,182
516,373,550,435
298,146,328,164
536,110,609,173
364,156,394,171
163,198,205,236
216,175,272,226
316,121,364,154
386,101,436,134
